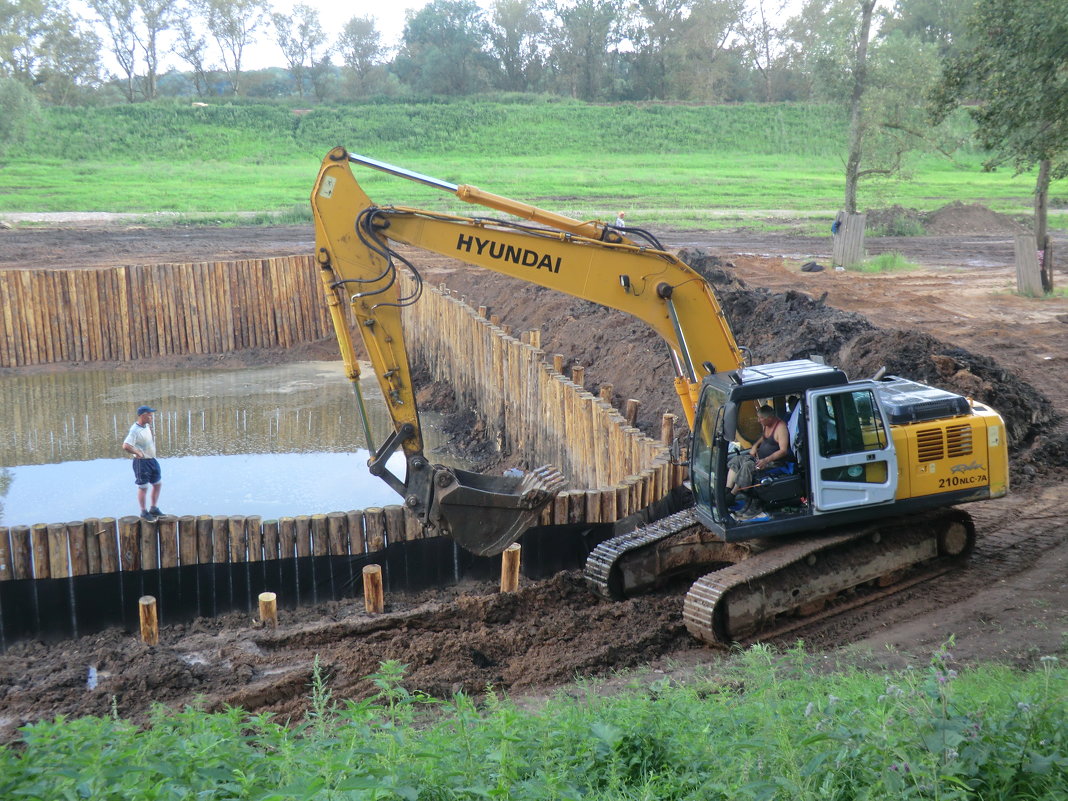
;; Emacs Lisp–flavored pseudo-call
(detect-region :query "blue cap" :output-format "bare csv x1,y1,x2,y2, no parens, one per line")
137,405,157,415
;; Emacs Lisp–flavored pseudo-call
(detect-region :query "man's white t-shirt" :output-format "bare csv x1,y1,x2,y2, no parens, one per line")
123,423,156,458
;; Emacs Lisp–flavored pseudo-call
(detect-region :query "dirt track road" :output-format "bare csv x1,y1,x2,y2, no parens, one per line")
2,221,1064,271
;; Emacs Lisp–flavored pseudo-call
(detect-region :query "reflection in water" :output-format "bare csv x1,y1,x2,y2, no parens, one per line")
1,452,407,524
0,362,457,526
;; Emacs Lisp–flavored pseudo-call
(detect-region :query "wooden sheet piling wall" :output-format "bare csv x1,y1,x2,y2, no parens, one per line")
0,257,331,368
0,508,428,583
401,277,670,491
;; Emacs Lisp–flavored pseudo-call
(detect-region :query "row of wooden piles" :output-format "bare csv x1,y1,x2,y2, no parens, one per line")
0,257,331,367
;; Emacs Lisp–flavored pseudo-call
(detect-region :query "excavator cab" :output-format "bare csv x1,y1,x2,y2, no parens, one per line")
691,360,857,539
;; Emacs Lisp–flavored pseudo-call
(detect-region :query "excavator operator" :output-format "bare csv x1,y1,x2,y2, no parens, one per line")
727,404,792,512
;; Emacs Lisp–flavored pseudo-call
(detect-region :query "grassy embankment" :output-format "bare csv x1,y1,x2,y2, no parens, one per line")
2,649,1064,800
1,99,1056,233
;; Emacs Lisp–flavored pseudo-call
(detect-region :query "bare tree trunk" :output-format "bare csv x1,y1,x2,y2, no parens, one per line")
843,0,876,214
1036,158,1052,292
144,36,158,100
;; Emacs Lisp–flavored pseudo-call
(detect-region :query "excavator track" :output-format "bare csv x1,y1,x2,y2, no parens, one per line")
585,507,975,646
585,508,753,601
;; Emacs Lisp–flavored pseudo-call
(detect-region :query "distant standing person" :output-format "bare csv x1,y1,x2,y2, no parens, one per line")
123,405,163,522
614,211,626,228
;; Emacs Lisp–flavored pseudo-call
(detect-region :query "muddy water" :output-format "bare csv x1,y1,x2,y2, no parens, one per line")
0,362,456,526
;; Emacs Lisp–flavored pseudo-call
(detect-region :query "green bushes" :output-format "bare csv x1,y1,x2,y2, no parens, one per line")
15,100,850,162
2,646,1065,800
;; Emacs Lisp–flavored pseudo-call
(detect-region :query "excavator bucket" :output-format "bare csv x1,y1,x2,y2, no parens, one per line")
430,466,567,557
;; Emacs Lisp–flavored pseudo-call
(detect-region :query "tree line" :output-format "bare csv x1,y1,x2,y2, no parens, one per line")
0,0,980,104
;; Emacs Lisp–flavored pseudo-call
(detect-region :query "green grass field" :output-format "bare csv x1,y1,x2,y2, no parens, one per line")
2,99,1058,232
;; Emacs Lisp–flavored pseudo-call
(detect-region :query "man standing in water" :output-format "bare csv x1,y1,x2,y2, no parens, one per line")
122,405,163,522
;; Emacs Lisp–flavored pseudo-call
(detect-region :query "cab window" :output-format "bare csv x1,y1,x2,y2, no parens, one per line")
816,389,886,457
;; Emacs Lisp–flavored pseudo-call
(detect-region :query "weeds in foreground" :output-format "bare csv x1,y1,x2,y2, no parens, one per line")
1,644,1064,800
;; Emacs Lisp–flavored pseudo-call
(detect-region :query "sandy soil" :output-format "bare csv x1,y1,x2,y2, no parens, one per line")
0,211,1066,741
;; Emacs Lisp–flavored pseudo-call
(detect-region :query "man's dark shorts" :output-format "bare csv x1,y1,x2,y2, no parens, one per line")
132,457,161,487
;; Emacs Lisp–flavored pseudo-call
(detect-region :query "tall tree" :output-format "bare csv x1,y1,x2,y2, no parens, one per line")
628,0,690,100
736,0,787,101
0,0,102,101
308,53,336,100
195,0,269,95
86,0,174,100
677,0,744,101
931,0,1068,276
879,0,971,59
137,0,177,99
87,0,139,101
782,0,854,98
487,0,547,92
842,0,875,214
1,0,50,82
0,76,40,159
396,0,493,95
271,3,326,98
32,9,105,103
546,0,625,100
173,4,212,96
336,15,387,97
786,1,943,212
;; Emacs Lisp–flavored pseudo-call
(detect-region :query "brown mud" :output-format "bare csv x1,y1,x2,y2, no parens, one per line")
0,211,1066,742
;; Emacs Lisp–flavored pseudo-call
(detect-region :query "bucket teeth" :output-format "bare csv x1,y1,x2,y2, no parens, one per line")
523,465,568,501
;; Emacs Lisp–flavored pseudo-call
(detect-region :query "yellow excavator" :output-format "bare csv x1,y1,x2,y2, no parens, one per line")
311,147,1009,644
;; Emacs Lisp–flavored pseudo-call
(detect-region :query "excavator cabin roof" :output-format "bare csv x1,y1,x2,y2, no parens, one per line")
712,359,849,402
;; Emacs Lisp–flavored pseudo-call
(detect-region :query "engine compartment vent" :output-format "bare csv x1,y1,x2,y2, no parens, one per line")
916,428,945,462
946,424,974,458
875,376,971,425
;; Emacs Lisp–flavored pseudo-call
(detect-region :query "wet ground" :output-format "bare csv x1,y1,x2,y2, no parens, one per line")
0,210,1066,742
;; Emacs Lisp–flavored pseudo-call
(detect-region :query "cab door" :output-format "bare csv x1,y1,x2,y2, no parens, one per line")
690,383,730,524
806,383,898,512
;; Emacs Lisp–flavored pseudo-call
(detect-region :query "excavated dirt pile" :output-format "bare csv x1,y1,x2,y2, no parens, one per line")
923,202,1029,236
676,250,1067,484
435,248,1054,476
865,202,1028,237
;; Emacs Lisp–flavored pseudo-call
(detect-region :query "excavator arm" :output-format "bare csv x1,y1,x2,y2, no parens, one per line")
311,147,744,555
